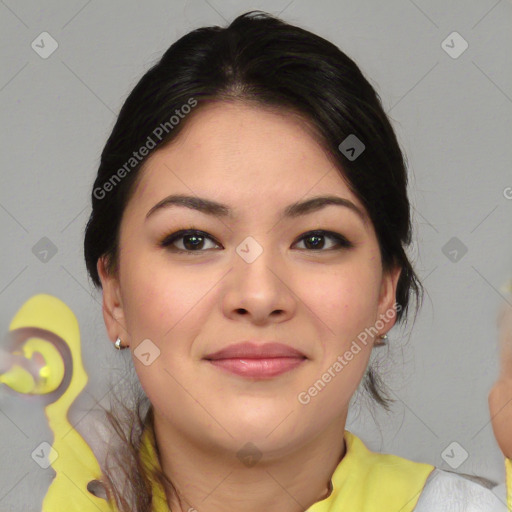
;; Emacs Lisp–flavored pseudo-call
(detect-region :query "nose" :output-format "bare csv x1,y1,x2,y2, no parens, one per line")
221,244,297,326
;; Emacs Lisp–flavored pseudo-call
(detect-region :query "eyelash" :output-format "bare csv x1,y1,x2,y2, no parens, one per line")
159,228,354,254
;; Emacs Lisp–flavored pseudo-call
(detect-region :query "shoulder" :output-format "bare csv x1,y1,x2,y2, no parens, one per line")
413,468,507,511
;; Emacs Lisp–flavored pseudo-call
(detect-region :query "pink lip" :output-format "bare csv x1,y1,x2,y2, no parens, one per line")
204,342,306,360
204,342,307,379
208,357,305,378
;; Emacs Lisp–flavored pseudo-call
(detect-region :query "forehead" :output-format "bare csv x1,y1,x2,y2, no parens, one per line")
127,101,368,223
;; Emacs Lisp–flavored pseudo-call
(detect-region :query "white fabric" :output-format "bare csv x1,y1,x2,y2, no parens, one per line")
413,468,508,511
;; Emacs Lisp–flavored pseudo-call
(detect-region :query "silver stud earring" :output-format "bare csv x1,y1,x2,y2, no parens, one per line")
114,337,124,350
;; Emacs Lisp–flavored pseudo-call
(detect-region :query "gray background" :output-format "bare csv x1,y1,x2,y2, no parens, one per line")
1,0,511,510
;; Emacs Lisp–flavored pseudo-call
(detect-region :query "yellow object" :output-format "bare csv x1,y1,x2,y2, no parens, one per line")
4,294,112,512
141,426,425,512
22,337,64,394
0,363,35,393
507,457,512,511
139,425,512,512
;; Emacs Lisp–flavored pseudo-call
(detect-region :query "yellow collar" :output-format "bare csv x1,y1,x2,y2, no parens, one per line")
139,425,169,511
140,426,435,512
307,431,434,512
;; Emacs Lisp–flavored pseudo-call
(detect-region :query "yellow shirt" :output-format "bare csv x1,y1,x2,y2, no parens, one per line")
136,426,512,512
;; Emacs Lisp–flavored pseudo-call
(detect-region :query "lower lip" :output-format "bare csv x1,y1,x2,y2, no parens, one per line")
206,357,306,378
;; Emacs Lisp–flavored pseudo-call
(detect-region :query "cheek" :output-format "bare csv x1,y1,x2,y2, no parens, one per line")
302,265,380,337
121,252,217,343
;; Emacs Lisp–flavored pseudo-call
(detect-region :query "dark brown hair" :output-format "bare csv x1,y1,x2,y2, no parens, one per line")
83,10,424,510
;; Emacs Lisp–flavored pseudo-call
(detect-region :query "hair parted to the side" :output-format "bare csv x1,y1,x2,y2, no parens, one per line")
83,10,424,511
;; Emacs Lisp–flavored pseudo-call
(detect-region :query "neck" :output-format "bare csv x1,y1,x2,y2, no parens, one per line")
153,411,347,512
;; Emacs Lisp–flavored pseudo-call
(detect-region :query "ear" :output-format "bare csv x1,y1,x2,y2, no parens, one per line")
97,256,130,347
376,264,402,334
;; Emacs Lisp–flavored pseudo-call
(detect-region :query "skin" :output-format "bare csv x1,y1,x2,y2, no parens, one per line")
98,100,426,512
489,298,512,459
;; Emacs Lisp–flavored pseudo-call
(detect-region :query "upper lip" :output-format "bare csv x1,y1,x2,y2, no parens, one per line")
204,342,306,360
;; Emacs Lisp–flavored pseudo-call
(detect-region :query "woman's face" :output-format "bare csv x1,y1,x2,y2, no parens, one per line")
99,101,401,458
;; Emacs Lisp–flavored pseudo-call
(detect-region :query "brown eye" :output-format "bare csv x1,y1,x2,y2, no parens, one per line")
293,230,353,251
159,228,353,254
160,229,221,253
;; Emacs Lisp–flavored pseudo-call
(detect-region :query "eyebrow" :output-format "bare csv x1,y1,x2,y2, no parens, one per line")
145,194,366,223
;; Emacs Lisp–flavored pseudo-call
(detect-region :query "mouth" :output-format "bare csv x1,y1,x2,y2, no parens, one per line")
203,341,307,379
